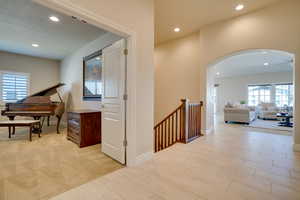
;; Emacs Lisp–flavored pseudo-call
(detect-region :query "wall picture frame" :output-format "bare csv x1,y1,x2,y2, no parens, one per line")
83,50,102,101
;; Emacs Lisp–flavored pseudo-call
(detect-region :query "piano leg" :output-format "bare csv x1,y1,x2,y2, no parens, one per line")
41,117,45,127
38,122,41,138
8,126,16,137
56,116,61,134
32,116,42,133
9,126,11,138
47,116,50,126
29,125,32,141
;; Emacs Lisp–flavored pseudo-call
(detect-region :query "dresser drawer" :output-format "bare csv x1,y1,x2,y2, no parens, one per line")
68,125,80,135
67,110,101,148
67,129,78,137
67,132,80,144
68,119,80,128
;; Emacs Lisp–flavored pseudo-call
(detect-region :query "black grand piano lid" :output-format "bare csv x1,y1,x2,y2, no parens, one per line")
17,83,65,103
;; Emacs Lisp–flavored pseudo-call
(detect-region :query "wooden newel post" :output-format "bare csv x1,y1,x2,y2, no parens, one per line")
181,99,189,143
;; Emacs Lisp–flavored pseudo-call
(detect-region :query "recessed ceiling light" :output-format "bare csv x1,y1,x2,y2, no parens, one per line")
32,44,39,47
49,16,60,22
174,27,181,32
235,4,244,11
216,72,220,76
96,57,100,60
264,62,269,66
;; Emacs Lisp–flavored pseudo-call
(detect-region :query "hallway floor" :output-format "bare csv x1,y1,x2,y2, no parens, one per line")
52,122,300,200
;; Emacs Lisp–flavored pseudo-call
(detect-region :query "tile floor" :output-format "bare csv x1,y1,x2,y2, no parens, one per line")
50,120,300,200
0,125,123,200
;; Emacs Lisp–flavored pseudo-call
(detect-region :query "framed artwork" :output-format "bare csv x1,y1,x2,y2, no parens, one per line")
83,50,102,101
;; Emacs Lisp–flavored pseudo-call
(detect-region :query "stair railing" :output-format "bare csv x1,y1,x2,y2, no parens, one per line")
154,99,203,152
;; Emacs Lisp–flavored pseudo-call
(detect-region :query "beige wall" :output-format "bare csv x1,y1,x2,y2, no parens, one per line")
50,0,155,159
155,33,201,123
0,51,60,96
155,0,300,147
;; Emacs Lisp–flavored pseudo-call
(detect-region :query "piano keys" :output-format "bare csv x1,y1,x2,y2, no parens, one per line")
1,83,65,134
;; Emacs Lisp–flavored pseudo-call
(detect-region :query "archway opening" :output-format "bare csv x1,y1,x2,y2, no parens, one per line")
207,49,295,137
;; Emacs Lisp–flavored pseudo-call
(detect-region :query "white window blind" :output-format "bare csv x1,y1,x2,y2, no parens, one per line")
1,72,29,102
275,84,294,107
248,85,272,106
247,83,294,107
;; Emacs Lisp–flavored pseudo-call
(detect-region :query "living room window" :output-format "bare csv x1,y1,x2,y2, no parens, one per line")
248,85,272,106
275,83,294,107
248,83,294,107
0,71,29,102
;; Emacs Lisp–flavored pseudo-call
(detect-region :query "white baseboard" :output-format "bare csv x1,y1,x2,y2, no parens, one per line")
133,151,154,166
294,144,300,152
202,127,214,135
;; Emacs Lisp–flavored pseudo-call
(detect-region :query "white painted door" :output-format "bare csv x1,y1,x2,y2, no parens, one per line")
101,39,126,164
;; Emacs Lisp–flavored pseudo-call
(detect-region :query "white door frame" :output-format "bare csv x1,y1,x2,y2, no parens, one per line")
33,0,137,166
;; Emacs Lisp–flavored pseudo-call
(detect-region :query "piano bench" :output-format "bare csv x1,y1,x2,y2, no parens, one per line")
0,120,41,141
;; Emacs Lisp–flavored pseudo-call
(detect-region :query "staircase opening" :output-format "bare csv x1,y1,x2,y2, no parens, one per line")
154,99,203,152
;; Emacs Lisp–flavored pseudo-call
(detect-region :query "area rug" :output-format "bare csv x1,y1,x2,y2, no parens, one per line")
245,119,293,132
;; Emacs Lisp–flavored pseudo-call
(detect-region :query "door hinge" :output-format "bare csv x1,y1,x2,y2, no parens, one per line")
123,94,128,101
123,140,128,147
124,49,128,55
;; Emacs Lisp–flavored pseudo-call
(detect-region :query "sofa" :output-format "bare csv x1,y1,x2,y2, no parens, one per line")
224,104,257,124
257,103,280,120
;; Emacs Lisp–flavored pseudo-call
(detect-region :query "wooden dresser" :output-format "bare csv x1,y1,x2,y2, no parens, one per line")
67,110,101,148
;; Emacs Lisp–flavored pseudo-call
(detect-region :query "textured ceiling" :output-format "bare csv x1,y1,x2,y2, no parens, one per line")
0,0,107,60
213,50,293,78
155,0,282,44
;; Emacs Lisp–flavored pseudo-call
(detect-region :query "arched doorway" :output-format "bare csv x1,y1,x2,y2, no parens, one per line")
206,49,295,137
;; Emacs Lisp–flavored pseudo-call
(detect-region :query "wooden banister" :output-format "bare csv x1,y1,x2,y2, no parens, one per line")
154,102,184,152
154,104,183,129
186,101,204,143
154,99,204,152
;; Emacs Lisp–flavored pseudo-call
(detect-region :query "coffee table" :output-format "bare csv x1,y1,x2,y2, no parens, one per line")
0,120,41,141
277,113,293,128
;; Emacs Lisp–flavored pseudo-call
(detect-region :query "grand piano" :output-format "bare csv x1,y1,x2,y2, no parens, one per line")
1,83,65,133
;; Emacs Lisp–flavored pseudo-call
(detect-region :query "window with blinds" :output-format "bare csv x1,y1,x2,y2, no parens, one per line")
1,72,29,102
247,83,294,107
248,85,272,106
275,83,294,107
